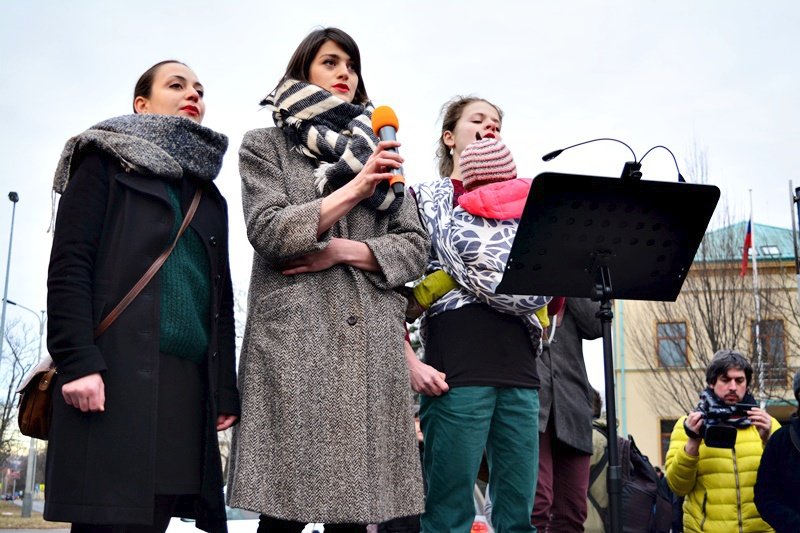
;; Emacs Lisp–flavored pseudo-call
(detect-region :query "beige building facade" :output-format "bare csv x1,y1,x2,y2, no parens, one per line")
610,222,799,465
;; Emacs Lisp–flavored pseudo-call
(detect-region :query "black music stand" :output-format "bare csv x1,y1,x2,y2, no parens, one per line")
497,172,719,532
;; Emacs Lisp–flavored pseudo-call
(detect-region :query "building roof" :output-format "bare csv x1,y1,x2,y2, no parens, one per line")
696,221,796,262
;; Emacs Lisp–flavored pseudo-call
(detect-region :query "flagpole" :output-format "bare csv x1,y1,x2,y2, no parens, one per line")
749,190,765,403
791,180,800,307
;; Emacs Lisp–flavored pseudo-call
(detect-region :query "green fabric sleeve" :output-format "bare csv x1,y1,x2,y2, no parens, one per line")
412,269,459,309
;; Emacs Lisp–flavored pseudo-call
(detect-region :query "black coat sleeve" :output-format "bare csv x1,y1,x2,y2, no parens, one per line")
215,252,240,418
567,297,603,340
47,151,110,382
754,426,800,532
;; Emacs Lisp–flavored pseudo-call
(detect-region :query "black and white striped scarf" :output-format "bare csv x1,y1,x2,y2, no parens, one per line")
261,79,401,213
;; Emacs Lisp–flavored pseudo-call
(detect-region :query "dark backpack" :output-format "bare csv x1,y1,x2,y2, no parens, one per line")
588,423,672,533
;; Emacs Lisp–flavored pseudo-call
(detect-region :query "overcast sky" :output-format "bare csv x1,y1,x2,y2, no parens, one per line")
1,1,799,392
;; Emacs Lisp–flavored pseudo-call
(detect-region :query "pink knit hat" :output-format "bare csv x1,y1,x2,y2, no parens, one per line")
460,137,517,192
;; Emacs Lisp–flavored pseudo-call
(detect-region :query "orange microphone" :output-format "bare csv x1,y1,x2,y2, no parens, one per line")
371,105,405,197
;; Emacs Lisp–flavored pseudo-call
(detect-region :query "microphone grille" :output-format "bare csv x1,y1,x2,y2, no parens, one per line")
372,106,399,134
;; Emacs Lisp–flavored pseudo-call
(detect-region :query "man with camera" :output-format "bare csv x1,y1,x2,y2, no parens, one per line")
665,349,779,533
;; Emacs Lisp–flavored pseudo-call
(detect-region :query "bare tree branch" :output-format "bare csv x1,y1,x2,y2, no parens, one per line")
0,318,39,466
628,148,796,416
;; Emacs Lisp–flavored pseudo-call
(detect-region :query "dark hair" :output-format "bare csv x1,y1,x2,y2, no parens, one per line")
279,27,368,104
591,388,603,419
132,60,187,113
437,95,504,178
793,368,800,405
706,349,753,386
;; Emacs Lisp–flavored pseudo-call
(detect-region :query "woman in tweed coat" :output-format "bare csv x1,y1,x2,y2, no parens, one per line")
226,28,428,532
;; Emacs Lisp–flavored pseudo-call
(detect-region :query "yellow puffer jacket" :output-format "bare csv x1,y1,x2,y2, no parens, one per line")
665,415,780,533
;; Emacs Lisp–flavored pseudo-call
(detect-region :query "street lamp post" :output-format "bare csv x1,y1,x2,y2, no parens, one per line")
0,192,20,375
4,299,46,518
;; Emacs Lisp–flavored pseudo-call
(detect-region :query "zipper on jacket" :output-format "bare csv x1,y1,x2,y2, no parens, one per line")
699,492,707,530
732,448,743,533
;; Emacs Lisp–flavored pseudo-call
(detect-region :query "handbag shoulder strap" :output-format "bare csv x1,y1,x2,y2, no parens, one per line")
93,188,203,339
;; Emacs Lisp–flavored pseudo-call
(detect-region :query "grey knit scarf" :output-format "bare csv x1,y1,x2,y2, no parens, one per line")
53,114,228,194
261,79,401,213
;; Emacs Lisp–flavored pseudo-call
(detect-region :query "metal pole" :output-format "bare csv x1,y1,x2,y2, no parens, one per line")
3,299,45,517
600,297,622,532
593,263,621,532
616,300,627,436
791,182,800,307
22,419,38,514
0,192,20,374
749,191,764,401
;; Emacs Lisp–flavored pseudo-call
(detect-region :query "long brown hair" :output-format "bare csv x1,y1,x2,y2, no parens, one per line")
436,96,503,178
278,27,368,104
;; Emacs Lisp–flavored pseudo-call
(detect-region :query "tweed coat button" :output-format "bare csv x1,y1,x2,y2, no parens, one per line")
211,351,218,360
209,236,217,246
347,315,358,326
214,274,221,285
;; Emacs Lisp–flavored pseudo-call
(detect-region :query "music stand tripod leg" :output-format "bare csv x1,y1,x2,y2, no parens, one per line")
595,264,622,533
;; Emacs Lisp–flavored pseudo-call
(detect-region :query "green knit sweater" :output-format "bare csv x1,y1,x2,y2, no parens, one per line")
159,183,211,363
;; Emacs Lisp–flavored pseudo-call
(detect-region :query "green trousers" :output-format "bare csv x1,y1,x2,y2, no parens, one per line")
420,386,539,533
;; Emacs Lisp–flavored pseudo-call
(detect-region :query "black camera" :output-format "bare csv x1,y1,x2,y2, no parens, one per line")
684,389,756,448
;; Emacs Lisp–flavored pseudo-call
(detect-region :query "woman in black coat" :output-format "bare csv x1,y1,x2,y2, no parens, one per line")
45,60,240,533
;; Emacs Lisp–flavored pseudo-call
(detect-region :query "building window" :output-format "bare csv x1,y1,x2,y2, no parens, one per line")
760,245,780,257
660,419,678,465
752,319,786,385
657,322,688,367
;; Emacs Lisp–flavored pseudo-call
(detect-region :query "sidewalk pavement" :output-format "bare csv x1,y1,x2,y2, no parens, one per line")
10,500,44,514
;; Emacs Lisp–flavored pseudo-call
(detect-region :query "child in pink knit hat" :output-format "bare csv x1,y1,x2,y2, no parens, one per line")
460,136,518,191
406,135,560,322
457,135,531,220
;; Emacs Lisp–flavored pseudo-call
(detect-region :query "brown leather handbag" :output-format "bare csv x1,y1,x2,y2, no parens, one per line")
17,362,58,439
17,189,203,440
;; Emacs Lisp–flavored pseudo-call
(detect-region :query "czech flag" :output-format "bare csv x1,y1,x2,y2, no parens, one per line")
740,220,752,277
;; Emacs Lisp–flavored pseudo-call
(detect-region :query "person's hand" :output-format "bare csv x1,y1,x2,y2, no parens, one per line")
345,140,403,201
281,238,380,275
747,407,772,444
407,354,449,397
315,141,403,237
62,372,105,412
216,414,238,431
280,239,345,275
683,410,704,456
685,410,704,433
